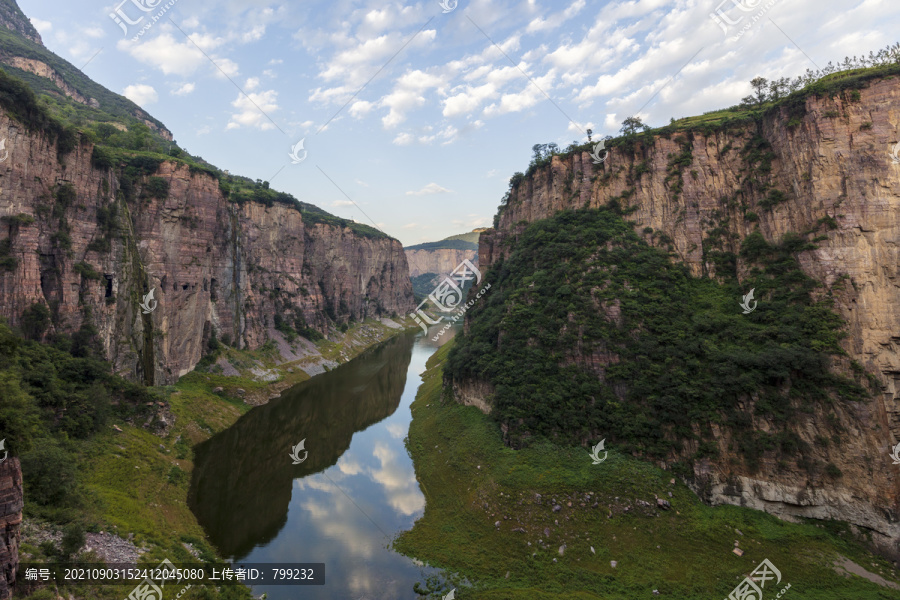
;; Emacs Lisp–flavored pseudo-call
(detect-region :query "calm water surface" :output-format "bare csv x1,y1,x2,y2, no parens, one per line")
188,327,455,599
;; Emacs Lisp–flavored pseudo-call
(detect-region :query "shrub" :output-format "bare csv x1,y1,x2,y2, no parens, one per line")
20,441,79,505
145,176,169,199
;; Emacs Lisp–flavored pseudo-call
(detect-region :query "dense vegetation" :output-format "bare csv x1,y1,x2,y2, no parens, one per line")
397,342,899,599
0,316,157,520
446,207,869,474
405,239,478,252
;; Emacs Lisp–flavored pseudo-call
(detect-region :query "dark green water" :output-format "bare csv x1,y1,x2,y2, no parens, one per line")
188,328,453,599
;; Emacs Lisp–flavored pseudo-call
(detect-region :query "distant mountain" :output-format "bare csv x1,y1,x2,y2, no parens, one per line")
405,230,483,302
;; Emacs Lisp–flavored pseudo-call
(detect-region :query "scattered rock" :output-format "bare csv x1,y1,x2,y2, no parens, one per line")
733,548,744,557
653,590,660,595
558,544,566,556
544,527,551,537
512,528,525,533
212,386,224,393
235,388,246,396
668,492,673,498
735,529,743,536
590,546,595,554
112,425,123,432
494,521,501,528
552,558,557,564
670,478,675,484
610,561,617,568
552,504,562,512
657,498,671,510
734,540,740,547
505,571,510,579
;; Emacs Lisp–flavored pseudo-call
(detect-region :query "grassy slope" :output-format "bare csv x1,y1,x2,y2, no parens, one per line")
395,342,900,600
19,318,415,600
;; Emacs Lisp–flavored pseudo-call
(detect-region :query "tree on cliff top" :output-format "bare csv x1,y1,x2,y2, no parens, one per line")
620,116,650,136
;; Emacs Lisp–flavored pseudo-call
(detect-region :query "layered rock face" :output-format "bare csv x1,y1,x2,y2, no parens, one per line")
0,115,415,384
475,78,900,554
0,458,22,600
405,247,477,278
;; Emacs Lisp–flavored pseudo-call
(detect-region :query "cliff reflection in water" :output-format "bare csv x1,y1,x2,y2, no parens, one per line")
188,333,415,558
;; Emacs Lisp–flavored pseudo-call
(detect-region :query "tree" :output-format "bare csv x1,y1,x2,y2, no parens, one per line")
620,116,650,136
20,441,79,505
547,143,559,155
586,128,593,142
750,76,768,104
60,523,85,560
20,302,50,341
768,77,790,101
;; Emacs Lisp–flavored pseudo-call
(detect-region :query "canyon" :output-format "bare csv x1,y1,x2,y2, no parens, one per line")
0,126,415,385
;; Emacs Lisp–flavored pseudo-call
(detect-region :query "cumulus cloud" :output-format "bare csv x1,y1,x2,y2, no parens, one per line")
406,183,452,196
30,18,51,34
123,84,158,106
172,82,195,96
227,89,279,130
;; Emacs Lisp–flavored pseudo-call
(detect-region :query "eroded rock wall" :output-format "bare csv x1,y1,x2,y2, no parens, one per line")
475,78,900,554
0,115,415,384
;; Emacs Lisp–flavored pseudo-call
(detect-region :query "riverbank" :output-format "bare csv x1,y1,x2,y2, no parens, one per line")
394,342,900,599
17,317,416,600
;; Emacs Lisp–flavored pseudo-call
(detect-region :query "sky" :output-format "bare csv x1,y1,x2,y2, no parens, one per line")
17,0,900,246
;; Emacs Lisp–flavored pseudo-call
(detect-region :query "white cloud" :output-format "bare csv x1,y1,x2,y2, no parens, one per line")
245,76,260,90
123,84,158,106
332,200,355,207
526,0,586,32
30,18,51,34
172,82,195,96
406,183,451,196
213,57,240,79
349,100,374,118
227,90,279,130
117,34,208,77
392,132,414,145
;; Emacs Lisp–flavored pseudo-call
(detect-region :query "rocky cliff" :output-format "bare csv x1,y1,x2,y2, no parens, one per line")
472,76,900,555
0,115,415,384
0,458,21,600
406,247,476,278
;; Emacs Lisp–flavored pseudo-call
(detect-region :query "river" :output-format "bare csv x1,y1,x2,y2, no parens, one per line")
187,326,454,600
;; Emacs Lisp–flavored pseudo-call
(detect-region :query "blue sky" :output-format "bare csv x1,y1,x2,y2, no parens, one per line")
18,0,900,245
